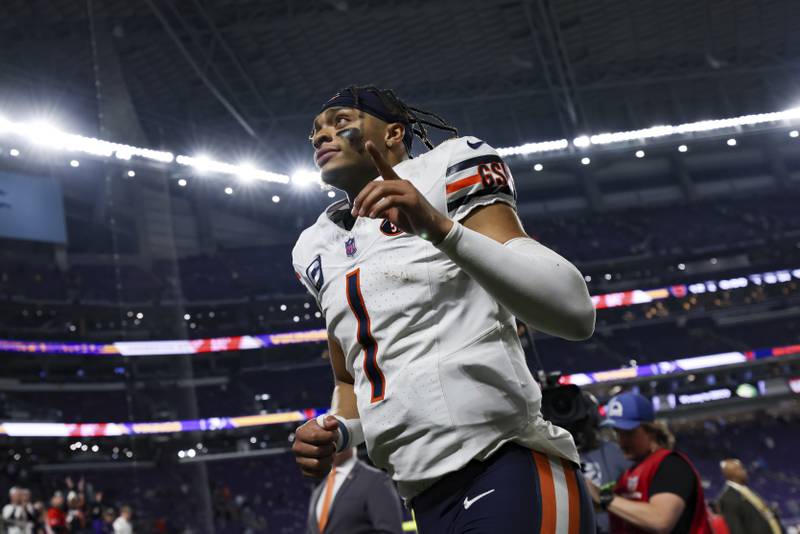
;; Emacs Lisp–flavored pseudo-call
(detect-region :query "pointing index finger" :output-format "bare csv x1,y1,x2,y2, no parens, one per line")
365,141,401,181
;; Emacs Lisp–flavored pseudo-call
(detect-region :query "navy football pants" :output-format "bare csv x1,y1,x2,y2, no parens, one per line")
411,443,596,534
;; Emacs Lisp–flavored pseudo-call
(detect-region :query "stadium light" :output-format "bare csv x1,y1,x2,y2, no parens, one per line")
291,169,322,187
496,138,569,157
790,130,799,138
224,186,234,195
635,150,645,158
585,107,800,146
127,170,136,177
726,138,737,146
176,154,289,184
533,163,544,171
581,157,591,165
178,178,187,187
573,136,591,148
272,195,280,203
69,159,80,167
9,148,19,157
327,190,336,198
236,163,258,183
678,144,688,153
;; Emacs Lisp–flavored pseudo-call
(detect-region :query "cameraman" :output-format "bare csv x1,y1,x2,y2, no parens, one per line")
590,392,711,534
573,393,631,534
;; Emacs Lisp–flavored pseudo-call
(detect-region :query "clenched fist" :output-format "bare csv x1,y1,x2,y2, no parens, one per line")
292,415,340,478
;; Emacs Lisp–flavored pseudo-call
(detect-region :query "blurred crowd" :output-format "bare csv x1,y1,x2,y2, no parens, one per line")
2,478,132,534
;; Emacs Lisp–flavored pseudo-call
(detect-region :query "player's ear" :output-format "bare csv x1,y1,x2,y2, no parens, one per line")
384,123,405,150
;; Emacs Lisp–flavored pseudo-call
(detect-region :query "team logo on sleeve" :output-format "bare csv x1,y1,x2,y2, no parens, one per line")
345,237,358,257
379,219,403,236
305,255,324,291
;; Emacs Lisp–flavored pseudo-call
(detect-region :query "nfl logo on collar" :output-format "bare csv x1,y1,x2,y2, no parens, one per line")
345,237,357,257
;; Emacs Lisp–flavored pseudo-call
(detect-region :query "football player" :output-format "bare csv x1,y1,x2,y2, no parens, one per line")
291,85,596,533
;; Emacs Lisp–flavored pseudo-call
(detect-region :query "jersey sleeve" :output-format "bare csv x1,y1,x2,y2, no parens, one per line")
443,136,517,222
291,238,323,311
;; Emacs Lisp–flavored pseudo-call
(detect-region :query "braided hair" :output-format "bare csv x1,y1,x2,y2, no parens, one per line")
341,85,459,155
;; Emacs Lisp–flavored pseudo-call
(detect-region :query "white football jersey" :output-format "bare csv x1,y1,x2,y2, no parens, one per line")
291,137,578,499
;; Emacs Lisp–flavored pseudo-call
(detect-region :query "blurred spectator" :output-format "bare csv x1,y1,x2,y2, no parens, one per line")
91,507,116,534
3,486,36,534
589,392,712,534
47,493,67,534
306,447,403,534
66,490,86,532
717,459,783,534
112,506,132,534
567,392,631,534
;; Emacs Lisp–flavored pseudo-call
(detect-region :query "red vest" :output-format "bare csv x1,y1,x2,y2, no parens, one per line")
610,449,712,534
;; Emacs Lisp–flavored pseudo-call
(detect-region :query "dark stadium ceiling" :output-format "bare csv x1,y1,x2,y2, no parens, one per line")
1,0,799,171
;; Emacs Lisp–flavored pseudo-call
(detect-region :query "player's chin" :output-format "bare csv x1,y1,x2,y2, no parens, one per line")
320,157,360,187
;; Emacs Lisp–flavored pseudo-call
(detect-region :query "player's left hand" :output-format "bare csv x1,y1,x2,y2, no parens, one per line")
351,141,454,244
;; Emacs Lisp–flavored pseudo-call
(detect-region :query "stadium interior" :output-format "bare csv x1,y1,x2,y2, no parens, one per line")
1,0,799,532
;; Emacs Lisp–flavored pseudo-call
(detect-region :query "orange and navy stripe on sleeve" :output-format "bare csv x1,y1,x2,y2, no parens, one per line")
444,140,517,220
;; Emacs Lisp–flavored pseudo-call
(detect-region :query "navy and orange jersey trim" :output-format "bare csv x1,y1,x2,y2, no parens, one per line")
445,151,516,218
345,268,385,403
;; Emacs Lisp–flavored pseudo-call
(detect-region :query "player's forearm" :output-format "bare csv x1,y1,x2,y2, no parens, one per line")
607,497,678,534
435,222,595,340
330,381,359,419
323,381,365,451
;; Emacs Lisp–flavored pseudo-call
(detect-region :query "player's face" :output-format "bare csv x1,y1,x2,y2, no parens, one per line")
310,107,388,189
615,427,651,461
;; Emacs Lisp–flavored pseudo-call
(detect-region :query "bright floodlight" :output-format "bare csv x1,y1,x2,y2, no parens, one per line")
678,144,688,153
9,148,19,157
178,178,187,187
533,163,543,171
635,150,645,158
291,169,322,187
573,136,591,148
726,138,737,146
327,190,336,198
224,186,234,195
790,130,799,138
581,157,591,165
70,160,80,167
272,195,280,203
127,170,136,177
237,163,258,183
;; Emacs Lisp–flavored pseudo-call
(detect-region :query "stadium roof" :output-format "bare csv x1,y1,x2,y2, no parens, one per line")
1,0,799,170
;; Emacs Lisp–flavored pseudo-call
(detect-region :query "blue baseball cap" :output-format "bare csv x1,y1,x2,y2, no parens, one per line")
602,392,655,430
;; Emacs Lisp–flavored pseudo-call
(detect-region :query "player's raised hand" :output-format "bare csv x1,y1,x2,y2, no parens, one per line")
351,141,454,244
291,415,339,478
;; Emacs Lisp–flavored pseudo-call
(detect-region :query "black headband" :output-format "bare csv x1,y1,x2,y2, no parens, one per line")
320,88,414,153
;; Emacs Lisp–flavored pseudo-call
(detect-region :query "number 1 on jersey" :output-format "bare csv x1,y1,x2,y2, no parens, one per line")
346,268,386,403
